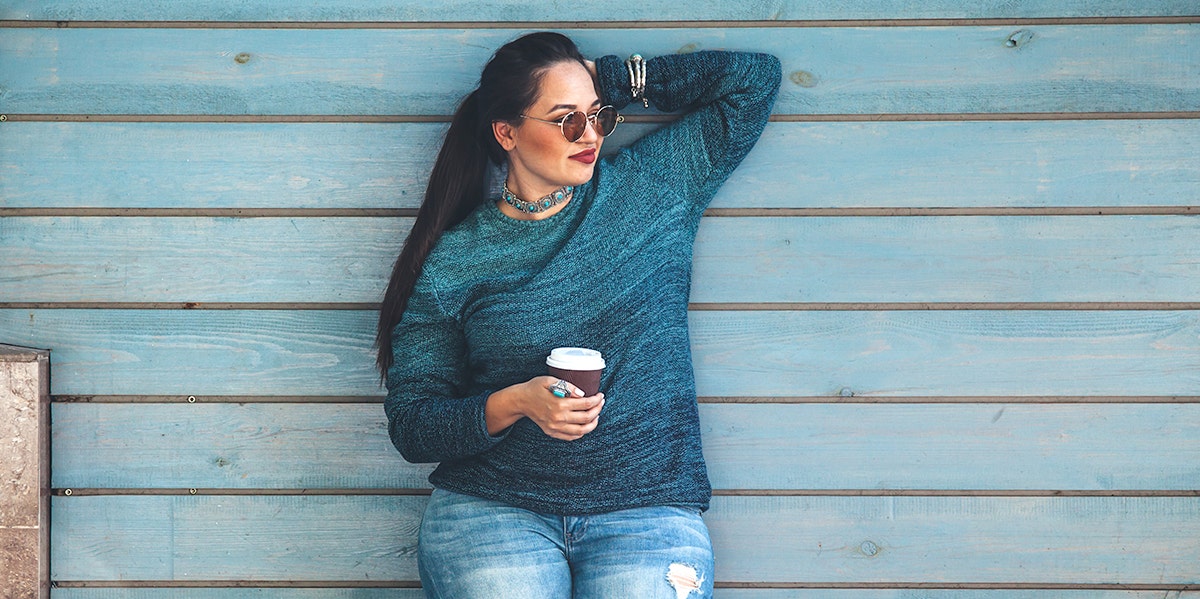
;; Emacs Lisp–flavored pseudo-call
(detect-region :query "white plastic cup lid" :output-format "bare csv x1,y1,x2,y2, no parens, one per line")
546,347,605,371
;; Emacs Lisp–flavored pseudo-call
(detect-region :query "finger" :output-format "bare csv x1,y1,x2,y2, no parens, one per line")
549,418,599,440
570,397,605,420
584,397,605,418
550,409,601,430
559,393,604,410
577,416,600,435
560,402,603,425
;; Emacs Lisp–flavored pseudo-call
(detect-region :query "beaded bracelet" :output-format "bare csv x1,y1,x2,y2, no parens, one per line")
625,54,648,108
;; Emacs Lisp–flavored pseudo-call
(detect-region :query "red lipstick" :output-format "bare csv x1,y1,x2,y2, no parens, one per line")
569,149,596,164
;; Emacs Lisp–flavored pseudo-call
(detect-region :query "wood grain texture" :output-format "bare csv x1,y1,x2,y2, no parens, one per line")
50,592,425,599
49,402,1200,491
49,495,1200,583
714,594,1200,599
50,403,434,490
3,120,1199,209
3,215,1198,303
710,496,1200,584
0,216,414,304
52,595,422,599
3,0,1198,22
2,26,1197,115
44,591,1200,599
1,309,1197,397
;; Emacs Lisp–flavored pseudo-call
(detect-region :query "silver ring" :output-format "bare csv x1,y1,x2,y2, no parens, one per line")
551,379,570,398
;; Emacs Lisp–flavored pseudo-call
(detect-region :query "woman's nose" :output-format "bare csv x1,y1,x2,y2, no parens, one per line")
579,116,602,143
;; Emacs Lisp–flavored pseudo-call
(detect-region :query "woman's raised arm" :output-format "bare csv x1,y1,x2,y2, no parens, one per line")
594,50,782,215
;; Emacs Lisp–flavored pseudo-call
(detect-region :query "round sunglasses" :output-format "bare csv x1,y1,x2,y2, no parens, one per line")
519,105,623,142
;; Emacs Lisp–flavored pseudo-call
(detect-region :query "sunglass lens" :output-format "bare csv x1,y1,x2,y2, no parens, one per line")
595,107,618,136
562,112,587,142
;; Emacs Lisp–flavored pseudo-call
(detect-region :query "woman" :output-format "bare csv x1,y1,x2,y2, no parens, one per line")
377,31,780,598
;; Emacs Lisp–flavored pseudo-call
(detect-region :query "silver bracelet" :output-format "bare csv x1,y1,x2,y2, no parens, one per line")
625,54,648,108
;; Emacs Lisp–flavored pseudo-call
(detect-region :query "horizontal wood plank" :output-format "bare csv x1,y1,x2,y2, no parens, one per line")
711,594,1200,598
2,26,1198,115
51,402,432,490
52,595,422,599
1,309,1197,396
51,592,426,599
708,496,1200,584
3,120,1199,209
49,495,1200,583
45,590,1200,599
49,402,1200,491
4,1,1198,22
3,215,1198,304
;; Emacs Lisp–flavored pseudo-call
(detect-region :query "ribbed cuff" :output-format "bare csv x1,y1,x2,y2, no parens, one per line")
597,54,634,109
474,389,512,446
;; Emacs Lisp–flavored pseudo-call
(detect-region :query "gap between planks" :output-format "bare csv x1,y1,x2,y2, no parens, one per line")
47,488,1200,497
4,112,1200,123
3,17,1200,29
6,302,1199,311
2,207,1198,217
46,580,1200,590
50,395,1200,404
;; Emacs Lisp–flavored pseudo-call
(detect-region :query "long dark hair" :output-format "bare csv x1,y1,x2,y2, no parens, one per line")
375,32,589,378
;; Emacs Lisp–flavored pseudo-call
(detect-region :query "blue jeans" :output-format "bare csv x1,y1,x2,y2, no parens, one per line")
417,488,714,598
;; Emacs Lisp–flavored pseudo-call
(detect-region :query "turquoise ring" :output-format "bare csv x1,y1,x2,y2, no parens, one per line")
551,379,569,398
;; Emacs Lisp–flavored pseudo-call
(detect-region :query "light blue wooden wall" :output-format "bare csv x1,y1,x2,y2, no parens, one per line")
1,2,1198,597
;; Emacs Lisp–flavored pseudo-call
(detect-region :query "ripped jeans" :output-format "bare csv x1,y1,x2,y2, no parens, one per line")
417,488,714,599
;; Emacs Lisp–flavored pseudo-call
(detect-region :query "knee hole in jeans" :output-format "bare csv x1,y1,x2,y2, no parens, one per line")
666,562,704,598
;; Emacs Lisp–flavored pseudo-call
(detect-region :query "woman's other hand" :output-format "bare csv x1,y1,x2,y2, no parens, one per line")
486,376,604,441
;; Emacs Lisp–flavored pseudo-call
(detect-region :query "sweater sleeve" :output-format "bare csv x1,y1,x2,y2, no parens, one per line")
595,50,781,217
383,268,508,464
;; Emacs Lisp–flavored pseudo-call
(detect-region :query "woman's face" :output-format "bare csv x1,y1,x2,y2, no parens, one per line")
494,60,603,196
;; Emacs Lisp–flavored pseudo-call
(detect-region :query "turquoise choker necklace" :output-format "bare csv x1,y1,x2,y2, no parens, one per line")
502,182,573,214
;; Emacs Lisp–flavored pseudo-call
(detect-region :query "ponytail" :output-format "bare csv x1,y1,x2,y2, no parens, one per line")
375,31,589,379
375,91,492,377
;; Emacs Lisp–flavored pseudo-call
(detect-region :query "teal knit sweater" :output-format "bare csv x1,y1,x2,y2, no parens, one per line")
385,50,781,515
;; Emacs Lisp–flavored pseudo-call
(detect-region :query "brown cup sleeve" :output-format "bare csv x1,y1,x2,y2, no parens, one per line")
547,366,603,396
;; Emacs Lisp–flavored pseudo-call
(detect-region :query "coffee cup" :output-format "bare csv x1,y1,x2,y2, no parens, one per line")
546,347,605,396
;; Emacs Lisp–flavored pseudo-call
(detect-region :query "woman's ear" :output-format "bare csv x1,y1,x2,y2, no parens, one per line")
492,120,518,152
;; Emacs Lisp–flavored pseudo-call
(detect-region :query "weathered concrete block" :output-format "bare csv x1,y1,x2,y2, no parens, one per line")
0,344,49,599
